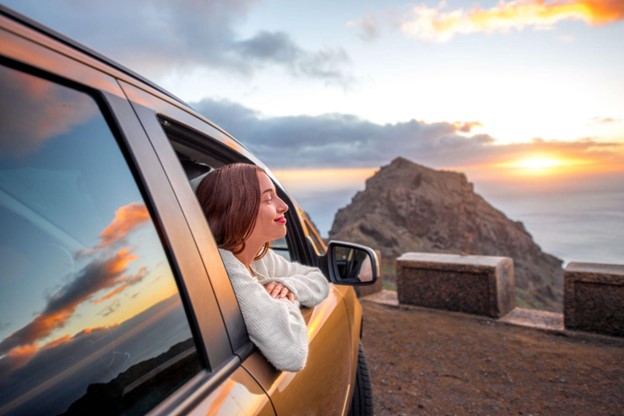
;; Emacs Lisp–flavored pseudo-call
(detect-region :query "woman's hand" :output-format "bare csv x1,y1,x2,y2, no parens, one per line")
263,281,296,302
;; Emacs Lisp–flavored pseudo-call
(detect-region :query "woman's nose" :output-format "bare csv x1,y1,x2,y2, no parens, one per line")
278,198,288,213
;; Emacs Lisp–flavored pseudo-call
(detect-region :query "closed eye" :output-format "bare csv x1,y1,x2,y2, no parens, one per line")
262,190,274,202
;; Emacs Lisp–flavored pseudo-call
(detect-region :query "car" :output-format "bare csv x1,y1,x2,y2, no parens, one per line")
0,5,378,416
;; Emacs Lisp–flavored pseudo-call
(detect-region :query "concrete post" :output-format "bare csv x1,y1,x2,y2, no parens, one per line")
564,262,624,337
396,252,515,318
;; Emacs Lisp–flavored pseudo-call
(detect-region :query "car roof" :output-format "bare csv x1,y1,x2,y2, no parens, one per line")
0,4,186,107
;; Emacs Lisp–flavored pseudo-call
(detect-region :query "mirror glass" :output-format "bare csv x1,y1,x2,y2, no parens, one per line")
333,245,375,283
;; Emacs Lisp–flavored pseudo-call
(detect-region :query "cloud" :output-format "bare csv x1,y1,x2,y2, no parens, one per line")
0,295,186,416
452,121,484,133
3,344,38,372
234,31,352,86
589,116,620,124
92,266,149,305
98,203,150,248
5,0,352,85
400,0,624,42
0,249,138,357
193,97,498,169
0,65,96,158
0,199,157,369
98,300,121,317
347,15,381,41
191,98,624,174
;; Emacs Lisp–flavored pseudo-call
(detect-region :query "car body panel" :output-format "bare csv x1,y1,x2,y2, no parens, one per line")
242,286,357,416
186,367,275,416
243,285,366,415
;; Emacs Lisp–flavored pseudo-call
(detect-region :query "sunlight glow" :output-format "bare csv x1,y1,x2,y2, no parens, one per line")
494,155,594,176
274,168,378,192
515,157,564,171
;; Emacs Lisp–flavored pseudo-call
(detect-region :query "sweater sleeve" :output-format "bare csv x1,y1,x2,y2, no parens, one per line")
220,250,308,372
259,250,330,308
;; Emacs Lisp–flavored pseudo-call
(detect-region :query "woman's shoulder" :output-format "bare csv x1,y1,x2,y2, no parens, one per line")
218,248,235,262
257,248,288,268
262,248,280,260
219,248,245,271
218,247,233,257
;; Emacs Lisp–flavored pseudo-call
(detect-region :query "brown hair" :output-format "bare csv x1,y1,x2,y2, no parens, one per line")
196,163,269,259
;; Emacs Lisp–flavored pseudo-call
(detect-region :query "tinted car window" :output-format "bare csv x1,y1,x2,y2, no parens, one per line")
0,65,202,415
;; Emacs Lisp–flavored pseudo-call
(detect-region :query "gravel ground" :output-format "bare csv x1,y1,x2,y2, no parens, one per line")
361,300,624,416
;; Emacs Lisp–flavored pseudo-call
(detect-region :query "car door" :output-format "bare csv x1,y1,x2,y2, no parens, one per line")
119,83,359,415
0,11,275,416
239,207,360,416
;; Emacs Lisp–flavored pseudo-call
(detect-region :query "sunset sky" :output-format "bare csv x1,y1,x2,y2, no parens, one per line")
3,0,623,261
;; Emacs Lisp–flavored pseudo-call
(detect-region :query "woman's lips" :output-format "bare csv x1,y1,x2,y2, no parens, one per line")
275,216,287,224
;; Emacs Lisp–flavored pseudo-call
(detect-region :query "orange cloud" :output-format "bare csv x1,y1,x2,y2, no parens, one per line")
452,121,484,133
401,0,624,41
92,266,149,305
105,248,139,275
5,344,38,368
40,334,73,351
0,65,96,157
98,202,150,248
449,137,624,184
92,285,128,305
0,248,138,357
0,201,152,376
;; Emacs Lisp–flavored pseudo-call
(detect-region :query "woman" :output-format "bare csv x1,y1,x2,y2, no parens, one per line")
196,163,329,372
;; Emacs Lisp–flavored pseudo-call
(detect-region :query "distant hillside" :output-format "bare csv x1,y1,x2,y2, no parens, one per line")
329,157,563,311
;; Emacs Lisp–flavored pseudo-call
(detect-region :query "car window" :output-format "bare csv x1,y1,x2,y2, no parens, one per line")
0,64,202,415
271,237,291,261
160,119,293,261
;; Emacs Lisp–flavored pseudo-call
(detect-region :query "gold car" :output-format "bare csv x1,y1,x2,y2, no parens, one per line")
0,6,377,416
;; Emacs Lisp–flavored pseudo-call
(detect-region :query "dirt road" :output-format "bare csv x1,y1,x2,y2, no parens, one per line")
361,300,624,416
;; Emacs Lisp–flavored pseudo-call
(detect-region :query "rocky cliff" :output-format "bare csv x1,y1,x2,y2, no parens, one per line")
329,157,563,311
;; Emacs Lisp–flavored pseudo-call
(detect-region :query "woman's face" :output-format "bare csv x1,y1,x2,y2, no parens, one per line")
249,171,288,243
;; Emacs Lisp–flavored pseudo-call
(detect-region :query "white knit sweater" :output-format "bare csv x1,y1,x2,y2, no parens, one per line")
219,248,330,372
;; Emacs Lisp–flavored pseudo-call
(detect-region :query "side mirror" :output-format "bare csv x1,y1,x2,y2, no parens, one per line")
325,241,379,285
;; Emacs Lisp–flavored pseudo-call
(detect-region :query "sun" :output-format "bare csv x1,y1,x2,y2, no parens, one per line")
494,154,592,177
514,157,564,172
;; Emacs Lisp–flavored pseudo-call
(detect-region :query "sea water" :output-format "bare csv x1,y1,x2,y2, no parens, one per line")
479,187,624,266
296,184,624,267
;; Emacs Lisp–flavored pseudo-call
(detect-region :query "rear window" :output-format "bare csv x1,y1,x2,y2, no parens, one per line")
0,64,202,415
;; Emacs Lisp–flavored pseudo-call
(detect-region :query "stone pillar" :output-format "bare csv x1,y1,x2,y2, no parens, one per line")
564,262,624,337
396,253,515,318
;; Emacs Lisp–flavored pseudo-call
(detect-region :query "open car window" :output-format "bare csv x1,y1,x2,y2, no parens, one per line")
159,117,294,262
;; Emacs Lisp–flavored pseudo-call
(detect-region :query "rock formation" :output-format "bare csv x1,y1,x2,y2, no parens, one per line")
329,157,563,311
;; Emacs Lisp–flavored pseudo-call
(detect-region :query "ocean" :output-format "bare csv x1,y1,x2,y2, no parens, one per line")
290,179,624,267
476,186,624,266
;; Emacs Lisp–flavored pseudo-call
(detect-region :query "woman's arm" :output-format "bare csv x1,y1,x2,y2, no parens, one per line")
220,250,308,372
259,250,330,308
